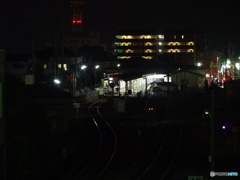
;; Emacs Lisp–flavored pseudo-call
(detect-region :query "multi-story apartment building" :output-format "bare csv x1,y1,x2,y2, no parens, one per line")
112,29,207,65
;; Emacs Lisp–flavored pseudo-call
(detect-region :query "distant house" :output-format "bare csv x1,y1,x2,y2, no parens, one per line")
24,84,75,133
170,70,206,90
5,53,32,76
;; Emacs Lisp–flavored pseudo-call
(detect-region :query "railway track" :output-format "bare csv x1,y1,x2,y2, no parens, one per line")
128,108,203,180
45,99,117,180
74,99,118,180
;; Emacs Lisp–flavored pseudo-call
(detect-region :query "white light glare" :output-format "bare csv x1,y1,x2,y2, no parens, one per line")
95,65,99,69
235,63,240,70
54,79,61,84
81,65,87,69
226,64,231,68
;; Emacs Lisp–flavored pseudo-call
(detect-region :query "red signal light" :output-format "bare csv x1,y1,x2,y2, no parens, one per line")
222,77,226,81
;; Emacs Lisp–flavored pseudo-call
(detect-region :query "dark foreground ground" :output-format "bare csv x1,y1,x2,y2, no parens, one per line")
7,90,240,179
99,92,240,180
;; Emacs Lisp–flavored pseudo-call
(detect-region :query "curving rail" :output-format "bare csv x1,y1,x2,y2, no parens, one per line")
73,99,118,180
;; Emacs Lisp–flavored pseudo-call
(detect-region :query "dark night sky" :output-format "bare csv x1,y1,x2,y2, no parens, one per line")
1,0,240,53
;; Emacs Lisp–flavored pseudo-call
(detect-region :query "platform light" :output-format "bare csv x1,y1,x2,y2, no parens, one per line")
81,65,87,70
235,63,240,70
54,79,60,84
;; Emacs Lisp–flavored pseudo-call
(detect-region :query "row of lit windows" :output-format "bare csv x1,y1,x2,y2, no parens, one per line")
117,56,154,59
43,64,67,69
116,34,187,40
115,41,194,46
116,35,164,39
117,49,194,53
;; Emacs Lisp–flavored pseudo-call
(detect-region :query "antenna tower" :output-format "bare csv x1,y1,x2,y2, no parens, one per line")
70,0,85,36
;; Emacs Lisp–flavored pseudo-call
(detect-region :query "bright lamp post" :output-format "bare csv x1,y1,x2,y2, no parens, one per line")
117,64,120,95
95,65,99,87
80,65,87,90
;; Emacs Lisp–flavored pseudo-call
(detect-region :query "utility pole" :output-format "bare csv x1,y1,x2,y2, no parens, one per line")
61,17,65,75
0,49,6,180
31,17,35,83
54,27,59,81
210,90,215,171
194,13,196,66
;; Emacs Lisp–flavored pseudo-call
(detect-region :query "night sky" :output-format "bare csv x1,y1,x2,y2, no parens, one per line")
1,0,240,53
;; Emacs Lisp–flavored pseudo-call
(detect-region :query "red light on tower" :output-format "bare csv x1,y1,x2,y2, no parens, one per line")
70,0,85,34
72,20,82,24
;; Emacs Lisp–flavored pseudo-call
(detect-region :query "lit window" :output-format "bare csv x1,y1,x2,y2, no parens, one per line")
175,49,181,53
158,35,164,39
117,49,124,53
188,42,194,45
116,35,122,39
43,64,47,69
58,64,62,68
145,49,153,53
142,56,153,59
187,49,194,53
174,35,176,39
145,42,153,46
158,42,162,45
126,49,133,53
182,35,184,39
159,49,162,52
125,35,133,39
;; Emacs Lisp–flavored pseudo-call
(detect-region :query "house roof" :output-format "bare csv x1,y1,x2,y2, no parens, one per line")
170,69,205,77
24,84,74,99
109,72,144,81
5,53,31,62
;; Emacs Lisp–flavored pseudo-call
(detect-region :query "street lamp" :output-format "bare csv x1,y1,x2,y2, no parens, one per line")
54,79,61,84
80,65,87,91
117,64,121,96
95,65,99,87
81,65,87,70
